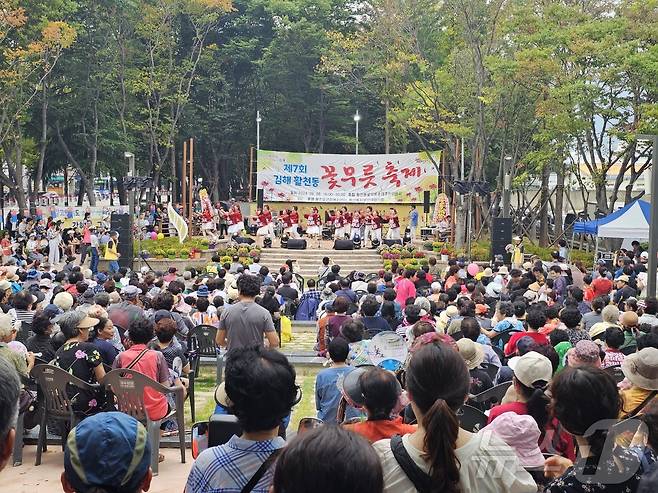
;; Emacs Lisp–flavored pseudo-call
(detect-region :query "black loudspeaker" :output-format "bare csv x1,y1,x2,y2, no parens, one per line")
383,239,403,247
233,236,254,245
110,213,133,269
263,237,272,248
423,191,431,213
286,238,307,250
334,239,354,250
256,188,264,210
491,217,512,262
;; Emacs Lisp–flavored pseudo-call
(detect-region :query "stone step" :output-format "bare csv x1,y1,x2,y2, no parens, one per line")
259,246,383,278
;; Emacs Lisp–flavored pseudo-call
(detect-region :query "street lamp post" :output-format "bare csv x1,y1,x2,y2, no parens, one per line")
354,110,361,155
256,111,262,152
124,151,136,269
639,134,658,298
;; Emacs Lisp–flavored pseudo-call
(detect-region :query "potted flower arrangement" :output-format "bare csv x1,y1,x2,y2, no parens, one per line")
166,247,177,259
440,245,450,262
153,248,165,259
180,248,190,259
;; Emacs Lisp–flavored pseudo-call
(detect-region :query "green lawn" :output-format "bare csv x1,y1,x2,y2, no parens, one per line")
186,364,321,431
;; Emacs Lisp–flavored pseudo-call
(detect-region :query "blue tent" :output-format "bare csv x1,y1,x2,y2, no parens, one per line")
572,199,651,238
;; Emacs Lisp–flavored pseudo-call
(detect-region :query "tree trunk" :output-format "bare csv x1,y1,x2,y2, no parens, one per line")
539,165,550,247
384,96,390,153
554,162,565,238
33,82,49,213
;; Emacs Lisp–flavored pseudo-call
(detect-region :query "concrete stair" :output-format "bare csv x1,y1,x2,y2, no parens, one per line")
258,245,383,278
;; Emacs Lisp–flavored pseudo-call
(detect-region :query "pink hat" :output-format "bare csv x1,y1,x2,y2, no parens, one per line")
483,412,545,468
567,340,602,368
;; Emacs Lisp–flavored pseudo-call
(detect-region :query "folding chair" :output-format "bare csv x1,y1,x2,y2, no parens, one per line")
468,381,513,411
457,405,488,432
104,368,186,476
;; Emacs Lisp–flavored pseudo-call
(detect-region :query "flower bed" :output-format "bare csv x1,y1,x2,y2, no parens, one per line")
377,244,429,271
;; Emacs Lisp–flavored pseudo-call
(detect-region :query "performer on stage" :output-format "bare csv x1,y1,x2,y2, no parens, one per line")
199,188,218,240
228,204,244,237
386,207,401,240
289,206,301,239
263,205,275,238
371,210,383,244
305,207,321,248
350,209,362,241
342,207,352,239
363,206,373,246
333,210,345,240
255,207,271,247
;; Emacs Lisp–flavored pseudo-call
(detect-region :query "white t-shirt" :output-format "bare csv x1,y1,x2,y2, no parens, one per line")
373,431,536,493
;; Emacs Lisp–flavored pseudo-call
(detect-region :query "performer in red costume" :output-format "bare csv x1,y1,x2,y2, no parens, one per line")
288,206,301,239
386,208,400,240
305,207,322,248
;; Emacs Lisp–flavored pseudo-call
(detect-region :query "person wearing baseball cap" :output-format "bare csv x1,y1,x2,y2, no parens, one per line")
613,274,637,309
62,412,152,493
488,351,576,461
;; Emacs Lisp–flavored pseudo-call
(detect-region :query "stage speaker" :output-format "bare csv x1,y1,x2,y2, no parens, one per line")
110,213,133,269
286,238,307,250
256,188,264,210
233,235,254,245
423,191,431,213
491,217,512,262
383,239,403,247
334,239,353,250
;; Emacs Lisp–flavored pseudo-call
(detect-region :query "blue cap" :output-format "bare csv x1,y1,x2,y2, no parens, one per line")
96,272,108,283
26,269,39,280
197,285,209,297
64,412,151,493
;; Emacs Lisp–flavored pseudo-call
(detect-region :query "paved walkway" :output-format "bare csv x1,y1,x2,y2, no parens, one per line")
4,447,192,493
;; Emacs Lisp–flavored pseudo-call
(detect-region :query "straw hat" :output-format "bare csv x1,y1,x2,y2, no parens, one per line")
622,348,658,391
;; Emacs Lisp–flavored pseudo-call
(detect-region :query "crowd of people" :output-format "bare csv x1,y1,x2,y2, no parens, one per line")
1,229,658,493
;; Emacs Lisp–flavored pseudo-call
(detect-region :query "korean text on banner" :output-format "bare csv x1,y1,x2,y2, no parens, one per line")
256,150,441,203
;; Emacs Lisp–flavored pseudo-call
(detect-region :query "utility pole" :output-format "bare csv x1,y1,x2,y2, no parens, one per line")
640,134,658,297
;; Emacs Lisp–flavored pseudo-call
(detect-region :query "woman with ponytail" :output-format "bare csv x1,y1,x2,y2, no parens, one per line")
545,366,653,492
373,342,536,493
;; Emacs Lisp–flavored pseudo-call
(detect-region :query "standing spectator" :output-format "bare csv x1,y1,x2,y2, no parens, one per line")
186,346,296,493
315,338,357,424
408,205,419,241
216,274,279,350
0,356,20,473
103,231,120,273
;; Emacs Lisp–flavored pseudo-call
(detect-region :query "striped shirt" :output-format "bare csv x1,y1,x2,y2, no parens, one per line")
185,435,285,493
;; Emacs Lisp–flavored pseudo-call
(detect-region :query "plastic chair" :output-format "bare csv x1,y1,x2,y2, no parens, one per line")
187,324,218,422
103,368,186,476
604,364,626,384
480,362,500,381
31,364,100,466
468,381,512,411
365,273,378,282
208,414,242,447
293,273,305,294
457,405,488,432
355,290,368,301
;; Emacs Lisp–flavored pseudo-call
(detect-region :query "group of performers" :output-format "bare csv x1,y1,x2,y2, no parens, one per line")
251,205,403,248
194,188,405,248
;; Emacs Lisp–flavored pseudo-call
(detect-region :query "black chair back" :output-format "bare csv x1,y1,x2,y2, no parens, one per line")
293,273,305,293
457,405,488,432
32,364,97,420
209,414,243,447
188,325,218,358
468,381,512,410
480,362,500,381
16,322,32,344
604,364,625,384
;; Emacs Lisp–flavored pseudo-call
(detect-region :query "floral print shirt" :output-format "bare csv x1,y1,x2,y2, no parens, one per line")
53,340,104,416
545,446,654,493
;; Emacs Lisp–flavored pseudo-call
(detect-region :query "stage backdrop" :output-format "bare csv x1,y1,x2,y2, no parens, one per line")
257,150,441,204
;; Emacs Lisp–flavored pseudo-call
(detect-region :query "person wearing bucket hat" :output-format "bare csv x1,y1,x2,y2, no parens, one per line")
342,367,415,443
483,412,545,468
456,337,493,394
620,347,658,418
62,412,152,493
